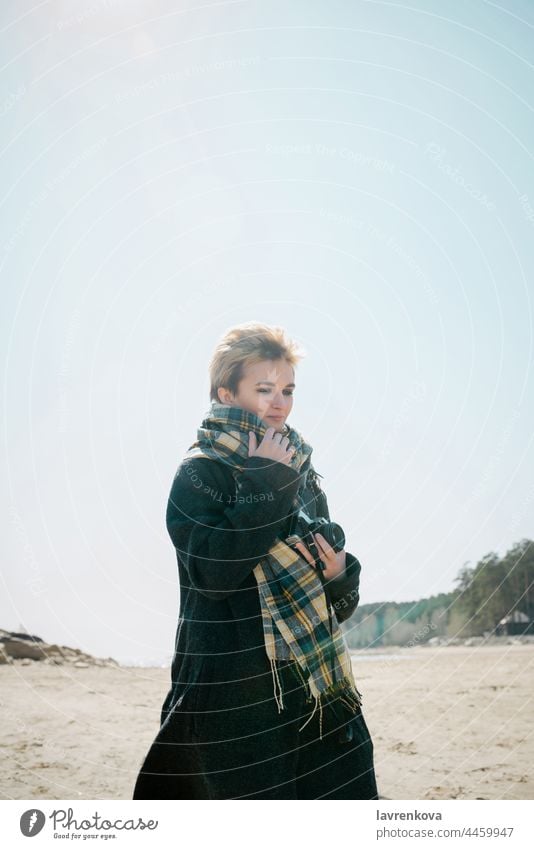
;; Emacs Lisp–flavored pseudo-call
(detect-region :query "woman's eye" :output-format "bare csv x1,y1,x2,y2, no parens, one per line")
257,389,294,395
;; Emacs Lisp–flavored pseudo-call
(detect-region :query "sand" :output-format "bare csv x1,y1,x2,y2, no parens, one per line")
1,644,532,800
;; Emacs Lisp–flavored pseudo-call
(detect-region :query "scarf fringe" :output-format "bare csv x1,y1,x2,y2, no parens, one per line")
294,672,363,741
269,660,364,740
298,694,323,738
270,657,285,712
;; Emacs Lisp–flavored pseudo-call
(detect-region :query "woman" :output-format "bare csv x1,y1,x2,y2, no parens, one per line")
133,322,379,799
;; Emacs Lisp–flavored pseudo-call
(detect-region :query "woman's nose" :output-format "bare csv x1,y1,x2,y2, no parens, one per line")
272,393,289,409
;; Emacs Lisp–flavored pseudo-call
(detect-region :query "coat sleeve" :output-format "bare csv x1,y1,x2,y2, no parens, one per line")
312,475,361,624
166,455,302,600
326,554,361,625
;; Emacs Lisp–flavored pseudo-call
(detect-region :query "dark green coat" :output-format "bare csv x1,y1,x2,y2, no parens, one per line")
133,454,377,799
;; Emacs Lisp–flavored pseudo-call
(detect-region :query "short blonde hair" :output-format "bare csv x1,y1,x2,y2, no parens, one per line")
209,322,305,402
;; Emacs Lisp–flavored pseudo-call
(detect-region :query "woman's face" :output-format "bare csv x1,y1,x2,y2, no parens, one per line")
217,358,295,432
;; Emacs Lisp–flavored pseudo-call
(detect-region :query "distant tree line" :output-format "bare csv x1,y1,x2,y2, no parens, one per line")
342,538,534,648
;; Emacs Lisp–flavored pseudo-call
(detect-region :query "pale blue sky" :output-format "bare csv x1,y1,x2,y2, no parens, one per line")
2,1,533,665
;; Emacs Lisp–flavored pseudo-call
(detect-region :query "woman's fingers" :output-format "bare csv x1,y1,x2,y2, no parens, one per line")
314,533,333,559
294,541,316,567
249,427,295,465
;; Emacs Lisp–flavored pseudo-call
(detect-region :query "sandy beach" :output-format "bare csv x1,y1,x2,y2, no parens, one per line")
1,644,532,800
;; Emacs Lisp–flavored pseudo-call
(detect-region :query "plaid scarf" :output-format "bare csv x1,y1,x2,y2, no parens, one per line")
183,401,363,739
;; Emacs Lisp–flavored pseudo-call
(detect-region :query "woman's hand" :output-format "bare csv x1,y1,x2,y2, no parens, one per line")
249,428,296,466
294,532,347,580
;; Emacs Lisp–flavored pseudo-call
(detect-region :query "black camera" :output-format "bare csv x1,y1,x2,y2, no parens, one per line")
285,508,346,571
